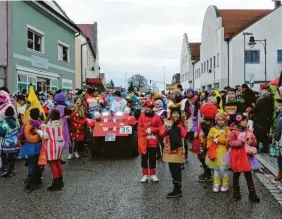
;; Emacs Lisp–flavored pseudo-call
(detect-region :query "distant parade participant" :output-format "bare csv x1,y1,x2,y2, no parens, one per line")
16,94,27,125
51,93,72,149
110,91,127,113
160,106,186,198
182,88,199,142
224,88,243,116
85,87,101,118
68,97,87,159
138,100,162,183
65,92,74,107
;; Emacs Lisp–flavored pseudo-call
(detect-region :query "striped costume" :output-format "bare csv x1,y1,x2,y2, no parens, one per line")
42,120,64,161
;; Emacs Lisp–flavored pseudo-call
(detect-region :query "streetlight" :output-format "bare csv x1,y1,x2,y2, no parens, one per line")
243,32,253,84
248,36,267,83
162,66,166,92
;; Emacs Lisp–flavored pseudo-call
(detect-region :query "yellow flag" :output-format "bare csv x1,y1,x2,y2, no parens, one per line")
24,85,46,124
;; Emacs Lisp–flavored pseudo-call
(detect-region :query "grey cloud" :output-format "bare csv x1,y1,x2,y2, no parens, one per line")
57,0,274,89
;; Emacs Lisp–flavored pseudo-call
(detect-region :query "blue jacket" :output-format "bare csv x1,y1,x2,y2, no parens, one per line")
0,118,20,153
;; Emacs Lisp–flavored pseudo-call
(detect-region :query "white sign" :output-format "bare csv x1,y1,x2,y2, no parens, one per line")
119,126,132,134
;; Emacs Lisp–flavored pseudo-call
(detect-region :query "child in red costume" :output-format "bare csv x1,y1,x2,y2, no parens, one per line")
228,113,260,202
138,100,162,183
68,97,87,159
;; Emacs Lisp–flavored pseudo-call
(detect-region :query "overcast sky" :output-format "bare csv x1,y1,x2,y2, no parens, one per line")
57,0,274,90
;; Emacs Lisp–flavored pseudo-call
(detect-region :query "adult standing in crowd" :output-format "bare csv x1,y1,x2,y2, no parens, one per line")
241,84,256,110
251,89,274,153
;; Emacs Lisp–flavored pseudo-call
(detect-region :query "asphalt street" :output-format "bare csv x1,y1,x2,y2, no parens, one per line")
1,153,282,219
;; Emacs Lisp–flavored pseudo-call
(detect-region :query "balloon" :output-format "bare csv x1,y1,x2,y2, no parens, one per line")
128,116,136,125
124,107,131,114
94,112,100,119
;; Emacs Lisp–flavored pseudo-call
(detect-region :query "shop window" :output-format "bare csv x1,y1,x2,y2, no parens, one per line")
245,50,260,63
58,43,69,63
27,28,43,53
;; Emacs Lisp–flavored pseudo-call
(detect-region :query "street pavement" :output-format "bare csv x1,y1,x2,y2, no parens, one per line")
1,153,282,219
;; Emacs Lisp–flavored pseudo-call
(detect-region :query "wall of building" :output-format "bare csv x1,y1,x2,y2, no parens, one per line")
230,6,282,87
180,34,190,90
0,1,7,68
199,6,225,90
11,1,76,92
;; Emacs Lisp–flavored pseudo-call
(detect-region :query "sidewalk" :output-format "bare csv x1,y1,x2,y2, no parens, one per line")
255,153,282,206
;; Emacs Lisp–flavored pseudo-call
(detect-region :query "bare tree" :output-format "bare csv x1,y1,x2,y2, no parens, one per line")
147,83,159,93
128,74,148,91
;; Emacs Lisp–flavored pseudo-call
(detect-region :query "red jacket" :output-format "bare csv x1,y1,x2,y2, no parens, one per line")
138,113,162,147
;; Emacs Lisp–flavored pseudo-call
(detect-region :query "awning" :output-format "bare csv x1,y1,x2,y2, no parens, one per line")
86,78,106,92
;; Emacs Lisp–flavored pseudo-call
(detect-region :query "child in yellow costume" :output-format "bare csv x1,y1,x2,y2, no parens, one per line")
206,112,230,192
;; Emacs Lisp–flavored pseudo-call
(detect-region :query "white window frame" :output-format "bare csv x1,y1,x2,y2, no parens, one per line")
27,25,44,54
58,41,70,63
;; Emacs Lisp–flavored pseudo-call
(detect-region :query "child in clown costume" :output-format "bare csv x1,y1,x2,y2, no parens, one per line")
68,97,87,159
206,112,230,192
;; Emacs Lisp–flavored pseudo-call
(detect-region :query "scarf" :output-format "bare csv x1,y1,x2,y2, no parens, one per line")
70,105,86,118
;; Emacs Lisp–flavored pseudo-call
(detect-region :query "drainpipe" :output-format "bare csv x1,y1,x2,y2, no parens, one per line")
226,38,230,86
192,61,195,89
81,42,87,88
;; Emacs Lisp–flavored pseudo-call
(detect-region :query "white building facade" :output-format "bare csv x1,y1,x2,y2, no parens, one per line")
75,34,99,89
187,2,282,91
180,33,200,91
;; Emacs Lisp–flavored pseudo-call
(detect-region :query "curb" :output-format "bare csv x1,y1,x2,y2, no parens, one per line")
254,154,282,206
255,154,278,176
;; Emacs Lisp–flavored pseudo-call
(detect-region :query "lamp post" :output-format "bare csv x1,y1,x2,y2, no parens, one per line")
248,36,267,83
162,66,166,91
243,32,253,84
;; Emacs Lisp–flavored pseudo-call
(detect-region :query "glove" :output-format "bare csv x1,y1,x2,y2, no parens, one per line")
146,128,151,135
213,138,218,144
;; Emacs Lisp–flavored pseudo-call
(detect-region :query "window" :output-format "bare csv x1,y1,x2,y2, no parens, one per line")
278,50,282,63
217,53,219,67
203,62,206,73
245,50,260,63
17,74,37,92
58,42,70,63
207,60,209,71
210,58,212,70
201,63,203,73
213,56,216,69
27,28,43,53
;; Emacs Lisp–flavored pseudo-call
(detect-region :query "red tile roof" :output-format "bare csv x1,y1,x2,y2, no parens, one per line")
77,24,94,47
219,9,272,39
189,43,201,60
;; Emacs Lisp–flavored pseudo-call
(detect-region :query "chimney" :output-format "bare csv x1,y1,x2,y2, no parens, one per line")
273,0,281,8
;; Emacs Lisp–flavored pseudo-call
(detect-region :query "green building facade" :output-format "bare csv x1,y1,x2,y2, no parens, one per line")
10,1,79,93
